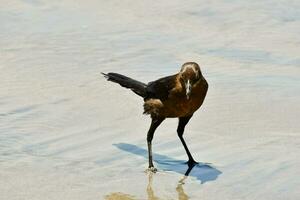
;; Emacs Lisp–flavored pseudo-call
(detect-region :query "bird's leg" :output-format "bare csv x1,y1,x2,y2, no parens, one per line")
177,115,198,167
147,117,164,172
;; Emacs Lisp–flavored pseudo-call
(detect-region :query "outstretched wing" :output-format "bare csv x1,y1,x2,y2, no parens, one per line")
145,74,177,101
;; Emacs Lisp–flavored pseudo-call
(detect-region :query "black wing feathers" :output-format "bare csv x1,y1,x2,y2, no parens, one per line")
145,74,177,101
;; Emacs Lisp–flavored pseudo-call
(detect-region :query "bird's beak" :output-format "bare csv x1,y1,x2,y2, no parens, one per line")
185,79,192,100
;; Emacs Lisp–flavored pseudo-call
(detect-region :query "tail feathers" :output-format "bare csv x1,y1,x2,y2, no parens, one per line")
102,72,147,97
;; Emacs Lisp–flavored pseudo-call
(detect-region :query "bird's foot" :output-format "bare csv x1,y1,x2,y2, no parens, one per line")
186,159,198,167
146,166,157,173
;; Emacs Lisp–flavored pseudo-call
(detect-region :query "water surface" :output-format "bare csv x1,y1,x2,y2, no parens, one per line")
1,1,300,199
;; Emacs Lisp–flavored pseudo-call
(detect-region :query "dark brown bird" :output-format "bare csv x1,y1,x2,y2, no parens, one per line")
102,62,208,172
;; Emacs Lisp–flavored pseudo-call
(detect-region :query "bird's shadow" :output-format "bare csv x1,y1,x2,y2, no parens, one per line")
113,143,222,184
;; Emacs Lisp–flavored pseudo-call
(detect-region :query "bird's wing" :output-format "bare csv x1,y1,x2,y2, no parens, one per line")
146,74,177,101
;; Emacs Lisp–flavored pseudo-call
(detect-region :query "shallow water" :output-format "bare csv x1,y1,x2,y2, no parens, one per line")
1,0,300,199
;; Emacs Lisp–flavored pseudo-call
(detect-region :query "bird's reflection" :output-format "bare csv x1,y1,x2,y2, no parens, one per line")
104,192,135,200
105,164,196,200
146,172,161,200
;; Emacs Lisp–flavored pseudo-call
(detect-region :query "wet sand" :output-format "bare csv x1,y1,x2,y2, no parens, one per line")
1,0,300,199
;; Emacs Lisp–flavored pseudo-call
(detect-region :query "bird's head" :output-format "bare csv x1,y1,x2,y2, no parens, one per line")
179,62,202,100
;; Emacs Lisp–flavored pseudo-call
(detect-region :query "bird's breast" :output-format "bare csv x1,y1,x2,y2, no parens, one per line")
143,78,208,118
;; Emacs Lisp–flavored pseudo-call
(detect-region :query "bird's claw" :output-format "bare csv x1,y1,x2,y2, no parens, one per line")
146,166,157,173
186,160,198,167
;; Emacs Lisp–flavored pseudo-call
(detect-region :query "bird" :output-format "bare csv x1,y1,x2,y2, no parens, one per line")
102,62,208,172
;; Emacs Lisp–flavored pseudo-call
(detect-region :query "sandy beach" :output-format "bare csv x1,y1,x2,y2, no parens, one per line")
1,0,300,199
